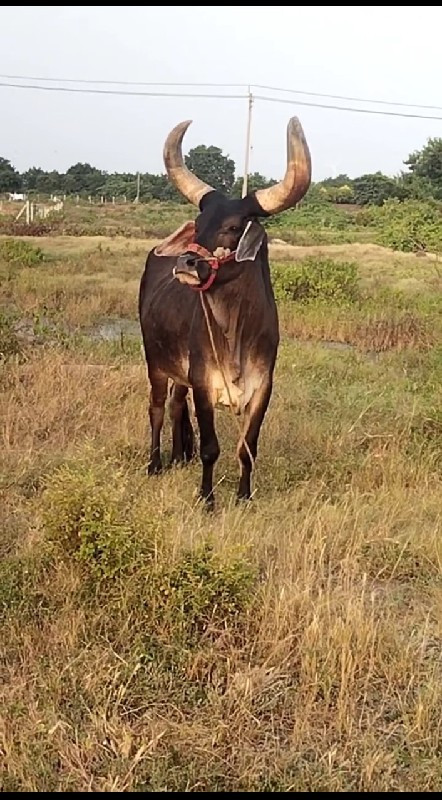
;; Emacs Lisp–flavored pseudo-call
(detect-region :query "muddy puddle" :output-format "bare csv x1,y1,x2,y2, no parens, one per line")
11,316,379,361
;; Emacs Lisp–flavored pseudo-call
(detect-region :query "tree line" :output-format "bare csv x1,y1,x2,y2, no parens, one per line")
1,137,441,206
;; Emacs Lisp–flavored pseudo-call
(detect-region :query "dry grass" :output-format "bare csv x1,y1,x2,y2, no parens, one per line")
1,232,442,790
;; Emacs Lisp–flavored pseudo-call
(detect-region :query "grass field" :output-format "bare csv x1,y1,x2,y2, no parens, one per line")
1,221,442,790
0,196,377,245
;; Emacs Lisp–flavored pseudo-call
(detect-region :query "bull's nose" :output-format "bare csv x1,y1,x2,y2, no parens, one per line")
174,253,201,285
176,254,198,271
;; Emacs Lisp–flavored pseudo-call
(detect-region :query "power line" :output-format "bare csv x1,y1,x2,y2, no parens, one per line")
0,73,246,89
254,83,442,112
255,94,442,121
0,81,247,100
1,79,442,120
1,72,440,112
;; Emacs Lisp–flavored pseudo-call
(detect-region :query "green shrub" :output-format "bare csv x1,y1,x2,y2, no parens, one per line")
41,457,256,651
367,199,442,252
0,237,45,266
42,460,161,580
271,257,359,304
265,201,356,243
153,543,256,645
0,313,22,361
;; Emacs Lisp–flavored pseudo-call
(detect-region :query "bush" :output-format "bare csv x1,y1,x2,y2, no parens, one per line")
271,257,359,304
367,199,442,252
0,313,22,362
265,202,356,245
42,460,161,580
0,220,57,236
0,237,45,266
41,455,256,652
154,543,256,645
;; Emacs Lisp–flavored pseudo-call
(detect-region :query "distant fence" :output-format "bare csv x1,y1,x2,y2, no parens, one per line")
14,199,64,224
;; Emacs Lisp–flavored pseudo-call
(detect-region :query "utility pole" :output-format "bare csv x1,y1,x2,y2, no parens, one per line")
134,171,141,203
242,88,253,198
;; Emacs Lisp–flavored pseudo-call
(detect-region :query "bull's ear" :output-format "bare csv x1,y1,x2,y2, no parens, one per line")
235,220,265,262
154,221,195,257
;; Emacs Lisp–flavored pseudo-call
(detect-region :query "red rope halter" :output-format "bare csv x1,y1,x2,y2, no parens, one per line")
184,242,236,292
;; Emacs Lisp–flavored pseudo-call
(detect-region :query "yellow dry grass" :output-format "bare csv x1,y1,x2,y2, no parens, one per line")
1,233,442,791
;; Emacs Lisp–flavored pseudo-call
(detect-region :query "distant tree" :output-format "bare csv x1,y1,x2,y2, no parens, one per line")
320,173,353,188
327,184,355,204
0,157,22,192
398,172,435,201
22,167,64,195
185,145,235,194
231,171,276,198
21,167,44,191
404,138,442,199
102,172,137,200
64,163,106,195
301,183,332,205
353,172,403,206
141,173,186,203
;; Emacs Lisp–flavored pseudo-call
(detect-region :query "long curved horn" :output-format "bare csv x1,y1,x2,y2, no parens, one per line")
254,117,311,215
163,120,214,207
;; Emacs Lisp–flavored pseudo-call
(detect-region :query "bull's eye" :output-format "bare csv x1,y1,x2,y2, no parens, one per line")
229,225,242,234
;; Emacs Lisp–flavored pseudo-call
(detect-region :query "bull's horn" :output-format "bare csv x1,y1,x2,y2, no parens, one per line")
254,117,311,215
163,120,214,207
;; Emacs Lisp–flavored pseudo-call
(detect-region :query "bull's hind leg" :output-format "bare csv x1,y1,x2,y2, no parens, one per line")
237,379,273,501
169,383,195,466
147,370,168,475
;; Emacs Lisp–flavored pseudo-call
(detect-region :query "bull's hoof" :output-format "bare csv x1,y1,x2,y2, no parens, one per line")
199,491,215,513
236,490,252,504
169,455,189,469
147,460,162,476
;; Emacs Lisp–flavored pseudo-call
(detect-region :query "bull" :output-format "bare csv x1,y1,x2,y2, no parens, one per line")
138,116,311,508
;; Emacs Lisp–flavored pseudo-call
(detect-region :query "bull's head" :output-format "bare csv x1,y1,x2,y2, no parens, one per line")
154,117,311,290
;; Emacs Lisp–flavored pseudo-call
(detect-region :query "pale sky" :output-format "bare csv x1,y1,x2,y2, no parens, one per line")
1,6,441,182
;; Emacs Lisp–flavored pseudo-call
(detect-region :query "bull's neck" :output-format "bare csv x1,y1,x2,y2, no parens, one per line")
203,258,274,357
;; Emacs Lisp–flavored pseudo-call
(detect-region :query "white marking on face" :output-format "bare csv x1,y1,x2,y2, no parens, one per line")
212,247,231,259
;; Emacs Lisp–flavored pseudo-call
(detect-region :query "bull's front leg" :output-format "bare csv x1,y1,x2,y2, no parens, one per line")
237,378,273,501
192,385,220,510
147,369,168,475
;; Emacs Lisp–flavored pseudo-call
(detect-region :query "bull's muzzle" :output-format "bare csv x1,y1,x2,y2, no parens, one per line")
173,253,202,286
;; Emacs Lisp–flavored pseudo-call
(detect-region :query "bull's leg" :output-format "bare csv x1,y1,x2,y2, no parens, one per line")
147,371,168,475
237,379,273,501
193,386,220,510
169,383,195,465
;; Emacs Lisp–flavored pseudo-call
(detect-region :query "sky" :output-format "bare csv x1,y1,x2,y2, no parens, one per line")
1,5,441,182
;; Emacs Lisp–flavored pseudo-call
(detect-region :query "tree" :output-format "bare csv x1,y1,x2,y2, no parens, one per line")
320,173,353,188
64,163,106,195
397,172,435,201
141,173,185,203
22,167,64,195
404,138,442,199
21,167,44,191
185,145,235,194
0,157,22,192
102,172,137,200
231,171,276,198
353,172,403,206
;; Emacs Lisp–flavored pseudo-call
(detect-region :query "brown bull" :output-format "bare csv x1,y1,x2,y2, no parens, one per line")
138,116,311,507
